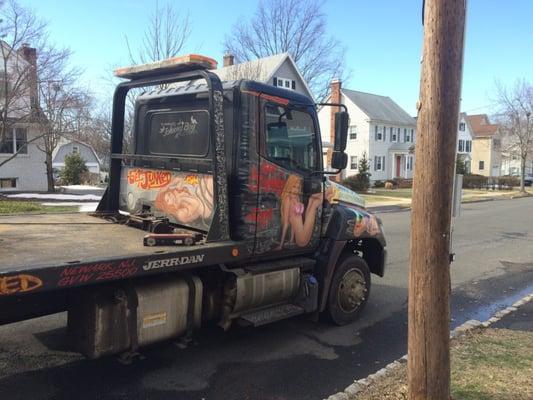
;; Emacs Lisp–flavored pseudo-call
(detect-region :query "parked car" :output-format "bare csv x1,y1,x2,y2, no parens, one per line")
524,174,533,187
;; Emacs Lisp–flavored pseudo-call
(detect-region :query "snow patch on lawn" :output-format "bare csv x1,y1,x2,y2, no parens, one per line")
8,193,101,201
60,185,103,190
40,202,99,212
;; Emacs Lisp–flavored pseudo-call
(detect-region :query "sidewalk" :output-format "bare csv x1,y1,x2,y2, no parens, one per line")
326,294,533,400
364,188,532,210
491,297,533,331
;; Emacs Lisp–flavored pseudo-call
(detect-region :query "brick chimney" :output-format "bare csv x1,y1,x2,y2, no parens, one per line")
223,53,234,67
328,79,342,180
329,79,342,147
18,43,38,110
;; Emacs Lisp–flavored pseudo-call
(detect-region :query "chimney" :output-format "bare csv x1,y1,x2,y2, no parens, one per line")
223,53,234,67
18,43,38,111
328,79,342,180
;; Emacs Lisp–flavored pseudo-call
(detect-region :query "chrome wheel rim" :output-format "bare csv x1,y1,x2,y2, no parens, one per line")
337,268,367,313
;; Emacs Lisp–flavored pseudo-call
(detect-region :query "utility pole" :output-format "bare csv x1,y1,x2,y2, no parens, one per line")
408,1,466,399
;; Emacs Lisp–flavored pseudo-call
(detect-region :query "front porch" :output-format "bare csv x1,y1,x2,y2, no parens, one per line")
388,146,413,180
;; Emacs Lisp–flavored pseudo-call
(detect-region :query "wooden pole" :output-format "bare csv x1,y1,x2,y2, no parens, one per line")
408,1,466,399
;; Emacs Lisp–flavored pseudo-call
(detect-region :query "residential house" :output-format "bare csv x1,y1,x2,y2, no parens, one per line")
0,42,46,191
213,52,313,100
53,139,102,182
467,114,502,177
500,133,533,176
457,112,474,173
318,80,416,182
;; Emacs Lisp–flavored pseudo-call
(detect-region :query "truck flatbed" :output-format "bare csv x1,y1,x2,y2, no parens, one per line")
0,213,239,297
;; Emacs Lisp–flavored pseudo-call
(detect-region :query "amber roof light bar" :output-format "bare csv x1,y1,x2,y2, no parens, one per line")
114,54,218,80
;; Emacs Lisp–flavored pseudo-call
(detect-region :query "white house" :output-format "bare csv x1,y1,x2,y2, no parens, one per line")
318,80,416,182
53,139,102,176
457,112,474,173
214,52,314,100
0,42,46,191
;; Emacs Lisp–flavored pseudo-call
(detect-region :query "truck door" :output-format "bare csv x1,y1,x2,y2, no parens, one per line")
254,99,323,256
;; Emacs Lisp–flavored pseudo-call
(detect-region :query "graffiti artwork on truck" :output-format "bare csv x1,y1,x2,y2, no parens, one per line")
120,167,214,231
154,175,214,231
346,210,381,238
0,274,43,295
278,175,322,249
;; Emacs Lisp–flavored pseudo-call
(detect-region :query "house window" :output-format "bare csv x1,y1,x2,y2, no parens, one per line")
374,155,385,172
0,78,11,98
274,77,295,90
391,127,397,142
0,178,17,188
459,122,465,131
405,129,411,142
458,139,465,152
0,128,27,154
349,126,357,140
397,127,401,142
15,128,27,154
411,129,415,142
374,125,383,141
493,138,501,147
479,160,485,170
406,156,413,171
72,145,80,154
350,156,358,169
465,140,471,152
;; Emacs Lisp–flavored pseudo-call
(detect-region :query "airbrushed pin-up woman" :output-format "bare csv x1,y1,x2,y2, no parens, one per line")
278,174,322,249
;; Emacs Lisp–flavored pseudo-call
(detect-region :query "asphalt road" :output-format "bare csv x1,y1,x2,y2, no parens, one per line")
1,197,532,400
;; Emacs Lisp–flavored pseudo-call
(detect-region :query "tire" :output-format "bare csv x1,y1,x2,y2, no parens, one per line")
326,255,371,325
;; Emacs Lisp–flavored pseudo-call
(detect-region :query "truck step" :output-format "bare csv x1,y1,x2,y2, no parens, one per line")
244,256,315,274
238,304,305,327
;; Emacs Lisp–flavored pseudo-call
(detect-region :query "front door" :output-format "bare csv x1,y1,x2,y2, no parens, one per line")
396,155,401,178
253,99,323,256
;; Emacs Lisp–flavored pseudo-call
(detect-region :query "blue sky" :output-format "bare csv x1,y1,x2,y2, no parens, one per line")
18,0,533,116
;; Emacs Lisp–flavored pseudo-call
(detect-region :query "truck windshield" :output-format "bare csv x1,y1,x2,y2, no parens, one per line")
264,104,318,173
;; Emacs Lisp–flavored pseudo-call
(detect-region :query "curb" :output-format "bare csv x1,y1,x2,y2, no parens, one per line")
324,292,533,400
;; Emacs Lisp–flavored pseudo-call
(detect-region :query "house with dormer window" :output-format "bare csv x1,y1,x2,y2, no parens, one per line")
214,52,313,100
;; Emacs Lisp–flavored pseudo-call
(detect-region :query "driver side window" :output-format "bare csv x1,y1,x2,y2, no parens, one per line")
264,104,318,173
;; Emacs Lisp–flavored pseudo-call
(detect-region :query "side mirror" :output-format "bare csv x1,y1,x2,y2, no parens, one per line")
331,151,347,170
334,111,349,152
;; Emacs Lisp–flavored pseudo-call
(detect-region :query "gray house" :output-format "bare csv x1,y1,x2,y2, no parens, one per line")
0,42,47,192
214,52,314,100
53,140,101,180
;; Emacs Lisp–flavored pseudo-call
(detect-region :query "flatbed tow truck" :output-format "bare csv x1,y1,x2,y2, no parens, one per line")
0,55,387,359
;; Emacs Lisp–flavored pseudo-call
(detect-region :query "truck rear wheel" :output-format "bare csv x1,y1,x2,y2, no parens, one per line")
326,255,370,325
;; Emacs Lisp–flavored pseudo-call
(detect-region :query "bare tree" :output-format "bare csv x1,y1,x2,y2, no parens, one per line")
119,0,192,153
0,0,90,192
494,79,533,192
37,83,91,191
223,0,347,101
125,0,191,65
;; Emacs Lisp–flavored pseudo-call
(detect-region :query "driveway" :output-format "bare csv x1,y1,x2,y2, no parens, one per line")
0,197,532,400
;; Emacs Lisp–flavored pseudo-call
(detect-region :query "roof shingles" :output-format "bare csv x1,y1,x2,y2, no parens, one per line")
342,89,415,126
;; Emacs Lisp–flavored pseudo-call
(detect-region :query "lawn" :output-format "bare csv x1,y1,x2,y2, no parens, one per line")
348,328,533,399
372,188,413,198
0,200,78,214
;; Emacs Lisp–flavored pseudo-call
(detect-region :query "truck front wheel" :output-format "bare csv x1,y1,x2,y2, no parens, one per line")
326,255,371,325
